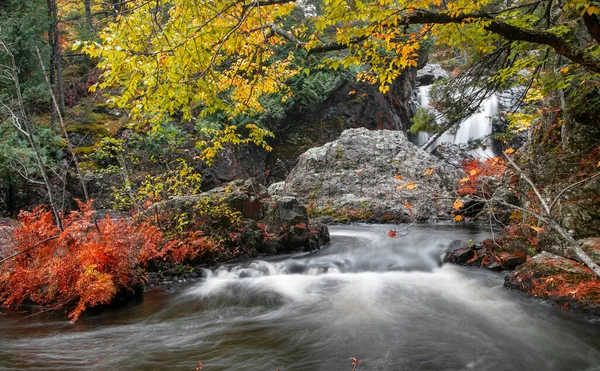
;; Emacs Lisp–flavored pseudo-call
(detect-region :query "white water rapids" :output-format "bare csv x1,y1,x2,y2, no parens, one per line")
1,224,599,370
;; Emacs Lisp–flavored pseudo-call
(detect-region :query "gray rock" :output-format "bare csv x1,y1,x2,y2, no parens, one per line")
268,181,287,196
417,64,449,85
284,128,461,220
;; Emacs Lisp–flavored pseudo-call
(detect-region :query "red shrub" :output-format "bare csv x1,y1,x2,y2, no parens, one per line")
0,201,163,321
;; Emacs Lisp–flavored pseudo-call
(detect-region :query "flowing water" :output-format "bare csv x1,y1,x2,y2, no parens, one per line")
416,85,498,158
1,224,600,371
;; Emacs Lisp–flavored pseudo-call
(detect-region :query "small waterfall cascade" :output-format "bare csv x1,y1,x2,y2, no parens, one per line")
416,85,499,158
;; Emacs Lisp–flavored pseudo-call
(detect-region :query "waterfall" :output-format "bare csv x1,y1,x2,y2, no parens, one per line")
416,85,499,158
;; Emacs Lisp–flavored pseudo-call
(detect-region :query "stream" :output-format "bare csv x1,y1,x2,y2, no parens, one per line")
1,224,600,370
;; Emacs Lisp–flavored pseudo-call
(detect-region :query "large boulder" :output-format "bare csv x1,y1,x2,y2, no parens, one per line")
265,67,420,181
505,252,600,316
278,128,462,221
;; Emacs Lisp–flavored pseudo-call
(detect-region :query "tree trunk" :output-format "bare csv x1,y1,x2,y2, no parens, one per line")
36,47,89,202
83,0,93,33
47,0,65,114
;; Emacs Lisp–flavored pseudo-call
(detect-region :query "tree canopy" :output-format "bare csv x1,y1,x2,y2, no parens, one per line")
81,0,600,128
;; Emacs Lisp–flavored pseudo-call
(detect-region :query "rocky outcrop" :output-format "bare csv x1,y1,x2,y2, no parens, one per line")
152,179,329,256
416,64,449,85
274,128,462,222
505,252,600,316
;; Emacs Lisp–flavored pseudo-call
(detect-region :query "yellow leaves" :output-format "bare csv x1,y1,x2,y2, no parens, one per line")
453,199,464,210
529,226,545,232
198,124,274,166
560,66,569,74
504,148,515,154
454,215,463,222
423,168,435,176
469,169,477,176
459,177,469,183
404,202,412,211
587,5,600,15
83,0,300,125
348,90,356,95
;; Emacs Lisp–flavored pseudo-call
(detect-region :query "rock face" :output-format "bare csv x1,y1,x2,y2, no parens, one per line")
277,128,462,221
505,252,600,316
417,64,449,85
266,68,420,181
199,144,268,190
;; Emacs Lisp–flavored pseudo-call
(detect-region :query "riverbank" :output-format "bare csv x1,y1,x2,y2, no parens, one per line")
2,224,599,371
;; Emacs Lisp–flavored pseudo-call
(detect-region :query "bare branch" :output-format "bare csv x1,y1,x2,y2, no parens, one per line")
504,153,551,215
0,236,59,265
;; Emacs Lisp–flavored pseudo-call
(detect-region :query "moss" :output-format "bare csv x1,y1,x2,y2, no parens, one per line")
74,146,97,156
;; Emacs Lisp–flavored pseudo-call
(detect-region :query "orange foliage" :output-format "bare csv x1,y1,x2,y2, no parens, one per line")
164,231,218,263
527,274,600,309
458,157,506,196
0,201,163,321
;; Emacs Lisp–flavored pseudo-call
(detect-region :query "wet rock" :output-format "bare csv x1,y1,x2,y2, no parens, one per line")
417,64,449,85
498,251,527,270
282,128,462,221
505,252,600,316
444,240,477,265
444,239,527,271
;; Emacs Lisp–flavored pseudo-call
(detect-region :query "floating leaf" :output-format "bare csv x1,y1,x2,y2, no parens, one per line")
387,229,397,238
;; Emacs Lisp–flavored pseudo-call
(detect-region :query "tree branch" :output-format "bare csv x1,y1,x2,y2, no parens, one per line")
0,236,59,265
504,153,551,215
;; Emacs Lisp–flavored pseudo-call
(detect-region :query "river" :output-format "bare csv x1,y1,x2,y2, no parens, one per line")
1,224,599,370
